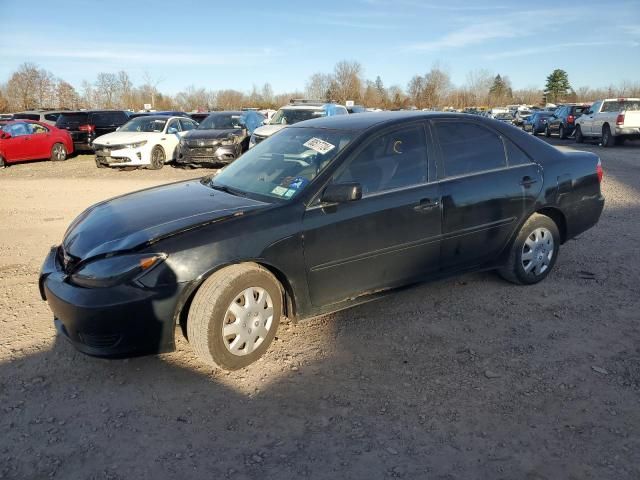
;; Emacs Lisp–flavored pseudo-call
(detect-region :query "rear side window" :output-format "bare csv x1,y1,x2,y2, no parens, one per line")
56,113,88,127
504,138,531,166
13,113,40,121
435,122,506,177
44,113,61,122
90,111,128,127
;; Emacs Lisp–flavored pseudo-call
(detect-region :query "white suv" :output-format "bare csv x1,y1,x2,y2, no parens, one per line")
249,101,348,148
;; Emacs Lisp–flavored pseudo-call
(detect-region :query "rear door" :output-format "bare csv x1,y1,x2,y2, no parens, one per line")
28,122,52,158
432,120,542,271
302,122,441,307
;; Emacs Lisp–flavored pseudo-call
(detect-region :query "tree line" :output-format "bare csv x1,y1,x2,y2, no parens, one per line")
1,61,639,113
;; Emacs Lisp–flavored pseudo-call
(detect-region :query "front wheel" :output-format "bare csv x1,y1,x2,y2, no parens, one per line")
149,146,165,169
51,143,67,161
575,125,584,143
187,263,282,370
498,213,560,285
544,126,551,138
558,125,566,139
0,155,6,168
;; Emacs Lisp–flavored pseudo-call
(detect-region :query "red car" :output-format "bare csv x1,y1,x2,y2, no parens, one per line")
0,120,74,167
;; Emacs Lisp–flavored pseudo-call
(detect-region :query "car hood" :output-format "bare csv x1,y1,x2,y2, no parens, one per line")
93,131,155,146
253,124,285,137
62,179,269,260
184,128,244,140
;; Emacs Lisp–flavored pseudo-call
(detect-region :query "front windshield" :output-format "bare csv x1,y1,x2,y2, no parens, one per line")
120,117,167,133
199,113,243,130
206,127,354,201
269,108,324,126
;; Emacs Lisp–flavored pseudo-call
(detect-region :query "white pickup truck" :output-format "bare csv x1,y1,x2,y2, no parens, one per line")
575,98,640,146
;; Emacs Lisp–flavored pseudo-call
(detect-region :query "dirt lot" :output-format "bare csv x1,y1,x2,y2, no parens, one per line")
1,138,639,480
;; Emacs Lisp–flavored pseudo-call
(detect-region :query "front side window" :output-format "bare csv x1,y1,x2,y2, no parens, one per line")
166,119,181,133
333,124,428,195
208,127,354,201
4,122,30,137
435,122,506,177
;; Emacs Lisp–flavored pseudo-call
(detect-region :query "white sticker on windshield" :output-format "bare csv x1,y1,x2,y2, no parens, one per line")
303,137,335,155
271,186,288,196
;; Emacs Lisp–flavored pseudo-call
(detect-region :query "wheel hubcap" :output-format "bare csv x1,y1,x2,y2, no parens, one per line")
54,146,64,160
521,227,554,276
222,287,274,356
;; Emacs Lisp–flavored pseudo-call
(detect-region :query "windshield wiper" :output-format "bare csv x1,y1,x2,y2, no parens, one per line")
209,183,247,197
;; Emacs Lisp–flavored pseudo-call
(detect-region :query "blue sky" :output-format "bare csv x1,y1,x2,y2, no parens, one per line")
1,0,639,94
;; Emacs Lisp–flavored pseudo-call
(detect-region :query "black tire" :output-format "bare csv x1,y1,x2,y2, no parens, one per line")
558,125,566,139
187,263,282,370
0,155,6,168
544,126,551,138
50,143,67,161
602,125,615,147
95,158,106,168
498,213,560,285
149,146,165,169
575,125,584,143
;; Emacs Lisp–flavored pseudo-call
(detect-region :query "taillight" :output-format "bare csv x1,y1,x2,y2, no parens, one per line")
616,113,625,126
567,115,574,124
596,159,603,183
78,124,95,133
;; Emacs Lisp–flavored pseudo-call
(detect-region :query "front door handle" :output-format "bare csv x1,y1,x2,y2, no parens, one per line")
520,176,538,188
413,198,440,212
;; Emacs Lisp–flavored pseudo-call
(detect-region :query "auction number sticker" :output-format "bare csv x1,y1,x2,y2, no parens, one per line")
303,137,335,155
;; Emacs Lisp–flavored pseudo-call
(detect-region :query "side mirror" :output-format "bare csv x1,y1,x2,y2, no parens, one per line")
168,127,178,134
321,182,362,204
1,132,11,139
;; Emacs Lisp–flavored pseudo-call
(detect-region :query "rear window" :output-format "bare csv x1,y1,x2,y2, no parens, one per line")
13,113,40,121
56,112,88,127
90,111,129,127
601,100,640,113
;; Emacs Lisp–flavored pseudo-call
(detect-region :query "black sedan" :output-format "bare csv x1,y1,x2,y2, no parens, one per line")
522,111,554,135
40,112,605,370
175,111,264,167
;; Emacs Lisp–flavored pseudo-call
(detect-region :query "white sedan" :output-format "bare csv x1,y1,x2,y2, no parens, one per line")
93,115,198,169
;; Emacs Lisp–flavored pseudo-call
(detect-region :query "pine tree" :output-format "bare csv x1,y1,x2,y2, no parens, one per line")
545,69,571,104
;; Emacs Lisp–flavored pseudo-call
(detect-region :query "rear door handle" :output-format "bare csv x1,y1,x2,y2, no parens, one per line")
413,198,440,212
520,176,538,188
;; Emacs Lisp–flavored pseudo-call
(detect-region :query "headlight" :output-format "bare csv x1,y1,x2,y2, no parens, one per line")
220,135,239,146
69,253,166,288
124,140,147,149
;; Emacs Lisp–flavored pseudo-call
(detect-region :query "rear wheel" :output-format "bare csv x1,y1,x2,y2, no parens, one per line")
575,125,584,143
50,143,67,161
498,213,560,285
149,146,165,169
187,263,282,370
602,125,615,147
558,125,566,139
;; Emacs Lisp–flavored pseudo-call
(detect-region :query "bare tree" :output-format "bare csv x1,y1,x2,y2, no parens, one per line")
56,80,80,109
175,85,211,111
305,73,333,101
141,72,165,110
332,60,363,103
117,71,134,109
0,86,9,113
5,63,41,110
94,73,119,108
422,65,451,109
260,83,274,107
80,80,94,108
215,89,245,110
407,75,425,108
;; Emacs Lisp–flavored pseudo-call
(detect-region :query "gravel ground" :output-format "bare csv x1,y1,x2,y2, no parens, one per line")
1,139,639,480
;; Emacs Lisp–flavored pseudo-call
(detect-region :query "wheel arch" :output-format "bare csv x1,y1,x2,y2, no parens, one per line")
536,206,567,243
173,260,298,341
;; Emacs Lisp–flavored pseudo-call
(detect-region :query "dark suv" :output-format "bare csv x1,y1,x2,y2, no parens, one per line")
55,110,129,151
545,104,590,139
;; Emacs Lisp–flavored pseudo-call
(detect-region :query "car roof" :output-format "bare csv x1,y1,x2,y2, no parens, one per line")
289,111,463,131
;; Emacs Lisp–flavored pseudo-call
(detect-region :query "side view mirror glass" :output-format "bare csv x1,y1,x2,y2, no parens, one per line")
1,132,11,139
321,182,362,204
168,127,178,134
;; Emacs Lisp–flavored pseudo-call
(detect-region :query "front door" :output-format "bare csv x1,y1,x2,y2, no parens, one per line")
432,120,542,271
302,123,441,307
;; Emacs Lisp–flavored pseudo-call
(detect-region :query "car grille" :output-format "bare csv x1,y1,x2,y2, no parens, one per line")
56,246,80,274
186,139,220,147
